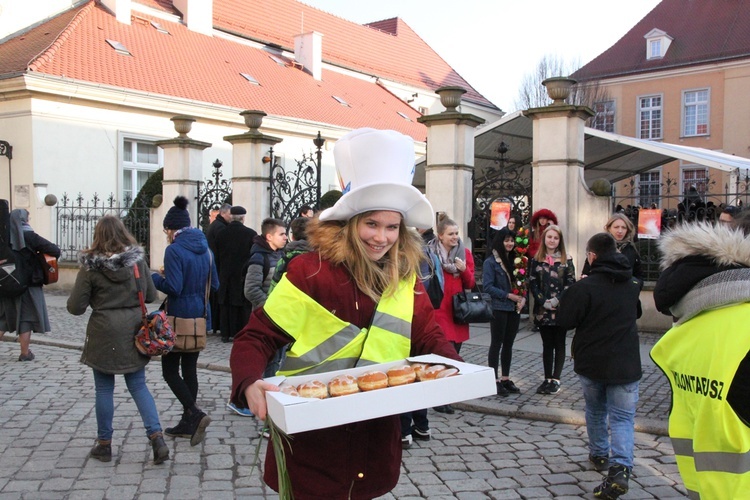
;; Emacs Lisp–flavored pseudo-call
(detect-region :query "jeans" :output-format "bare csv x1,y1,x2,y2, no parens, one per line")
539,325,567,379
161,351,199,410
93,368,162,441
488,310,520,378
400,410,429,437
579,374,639,469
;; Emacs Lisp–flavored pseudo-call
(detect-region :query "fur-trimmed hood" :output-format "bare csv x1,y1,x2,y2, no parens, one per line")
78,246,145,283
654,222,750,318
658,222,750,269
530,209,558,229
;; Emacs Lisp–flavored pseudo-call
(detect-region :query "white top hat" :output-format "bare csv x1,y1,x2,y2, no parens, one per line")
319,128,434,228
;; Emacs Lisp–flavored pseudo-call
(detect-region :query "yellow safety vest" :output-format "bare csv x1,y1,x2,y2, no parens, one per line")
650,304,750,499
264,273,415,376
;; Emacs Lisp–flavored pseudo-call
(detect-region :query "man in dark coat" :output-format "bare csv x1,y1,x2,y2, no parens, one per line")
205,203,230,334
214,206,256,342
557,233,643,500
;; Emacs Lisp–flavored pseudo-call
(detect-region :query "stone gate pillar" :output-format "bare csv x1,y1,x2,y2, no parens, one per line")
224,110,282,232
523,77,609,272
152,115,211,270
418,87,485,245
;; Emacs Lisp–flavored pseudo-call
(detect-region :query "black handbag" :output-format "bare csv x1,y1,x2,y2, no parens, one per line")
452,289,493,324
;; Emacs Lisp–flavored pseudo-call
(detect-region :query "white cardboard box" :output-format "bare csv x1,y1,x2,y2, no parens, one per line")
265,354,496,434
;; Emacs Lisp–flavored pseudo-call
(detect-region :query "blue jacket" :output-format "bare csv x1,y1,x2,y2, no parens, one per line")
152,228,219,329
482,255,516,312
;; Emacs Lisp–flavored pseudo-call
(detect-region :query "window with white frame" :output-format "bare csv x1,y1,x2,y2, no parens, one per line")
649,39,661,59
122,138,161,204
638,170,661,208
683,89,709,136
639,95,662,140
592,100,615,132
682,166,709,196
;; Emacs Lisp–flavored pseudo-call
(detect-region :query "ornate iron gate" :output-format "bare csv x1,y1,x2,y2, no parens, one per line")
269,132,325,222
197,159,232,230
468,141,532,264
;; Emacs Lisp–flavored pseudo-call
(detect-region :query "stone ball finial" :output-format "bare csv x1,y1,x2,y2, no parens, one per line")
435,86,467,112
542,77,577,105
590,178,612,196
171,115,196,138
44,194,57,206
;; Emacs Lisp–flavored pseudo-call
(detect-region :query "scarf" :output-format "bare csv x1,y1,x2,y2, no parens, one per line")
428,237,466,277
9,209,30,251
544,250,561,266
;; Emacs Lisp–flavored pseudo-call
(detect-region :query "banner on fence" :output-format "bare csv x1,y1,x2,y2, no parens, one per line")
637,209,662,239
490,201,511,230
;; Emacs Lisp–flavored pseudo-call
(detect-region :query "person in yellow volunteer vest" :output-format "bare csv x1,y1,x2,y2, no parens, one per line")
229,128,461,499
651,210,750,499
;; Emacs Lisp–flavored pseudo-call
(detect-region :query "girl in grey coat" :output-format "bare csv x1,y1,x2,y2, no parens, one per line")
67,216,169,465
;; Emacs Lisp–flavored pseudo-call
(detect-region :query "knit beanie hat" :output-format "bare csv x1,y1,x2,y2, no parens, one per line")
163,196,191,229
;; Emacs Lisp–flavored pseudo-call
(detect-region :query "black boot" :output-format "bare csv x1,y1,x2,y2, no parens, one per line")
186,407,211,447
89,439,112,462
164,411,191,438
149,432,169,465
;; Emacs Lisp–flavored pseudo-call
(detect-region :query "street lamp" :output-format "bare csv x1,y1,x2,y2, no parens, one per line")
1,140,12,207
313,131,325,208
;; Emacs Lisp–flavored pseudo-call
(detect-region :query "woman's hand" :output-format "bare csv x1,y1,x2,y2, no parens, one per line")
243,380,280,421
516,297,527,313
454,257,466,272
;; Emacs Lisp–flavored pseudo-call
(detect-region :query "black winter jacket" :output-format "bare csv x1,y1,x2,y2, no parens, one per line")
557,252,643,384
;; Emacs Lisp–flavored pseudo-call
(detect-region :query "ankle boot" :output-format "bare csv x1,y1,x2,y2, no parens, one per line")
89,439,112,462
149,432,169,465
165,410,191,438
186,407,211,447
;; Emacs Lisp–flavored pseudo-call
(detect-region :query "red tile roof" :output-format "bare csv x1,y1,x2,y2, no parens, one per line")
212,0,494,108
0,1,432,140
574,0,750,81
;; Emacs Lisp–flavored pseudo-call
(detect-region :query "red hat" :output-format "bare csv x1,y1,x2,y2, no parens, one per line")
531,208,558,228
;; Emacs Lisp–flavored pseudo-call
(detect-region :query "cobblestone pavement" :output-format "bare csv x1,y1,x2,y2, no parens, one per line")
0,292,687,498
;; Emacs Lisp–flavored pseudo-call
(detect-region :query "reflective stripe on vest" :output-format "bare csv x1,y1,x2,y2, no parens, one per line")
650,304,750,498
264,273,415,376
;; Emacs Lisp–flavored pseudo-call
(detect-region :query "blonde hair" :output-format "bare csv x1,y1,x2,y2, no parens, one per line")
306,211,425,301
436,213,457,236
534,224,567,263
604,213,635,242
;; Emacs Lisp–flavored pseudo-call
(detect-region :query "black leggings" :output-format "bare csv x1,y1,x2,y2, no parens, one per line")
539,325,567,380
161,351,200,410
488,310,520,379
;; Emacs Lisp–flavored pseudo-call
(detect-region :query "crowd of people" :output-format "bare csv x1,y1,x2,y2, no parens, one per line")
1,126,747,498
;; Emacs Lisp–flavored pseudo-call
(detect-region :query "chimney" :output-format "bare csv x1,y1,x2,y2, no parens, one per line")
173,0,213,36
294,31,323,81
101,0,132,25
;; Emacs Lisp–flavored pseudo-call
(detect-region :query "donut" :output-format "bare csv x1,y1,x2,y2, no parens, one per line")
418,364,446,381
357,370,388,391
297,380,328,399
328,374,360,397
436,367,459,378
279,385,299,397
387,365,416,386
410,362,429,380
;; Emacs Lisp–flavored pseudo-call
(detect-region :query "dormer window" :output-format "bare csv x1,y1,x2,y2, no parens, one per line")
644,29,672,60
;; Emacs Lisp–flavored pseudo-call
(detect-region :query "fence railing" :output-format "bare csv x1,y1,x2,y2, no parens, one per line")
612,188,744,283
56,193,151,263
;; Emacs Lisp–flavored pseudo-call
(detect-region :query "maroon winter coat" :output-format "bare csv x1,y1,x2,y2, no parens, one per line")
433,247,476,343
230,251,461,500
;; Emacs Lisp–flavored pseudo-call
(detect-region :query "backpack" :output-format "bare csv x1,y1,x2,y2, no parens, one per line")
268,246,310,294
0,199,32,298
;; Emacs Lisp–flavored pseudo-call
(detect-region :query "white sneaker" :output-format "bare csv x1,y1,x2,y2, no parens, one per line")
226,401,254,417
401,434,413,448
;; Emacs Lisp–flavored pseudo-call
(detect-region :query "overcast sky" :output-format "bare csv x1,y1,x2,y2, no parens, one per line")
302,0,662,112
